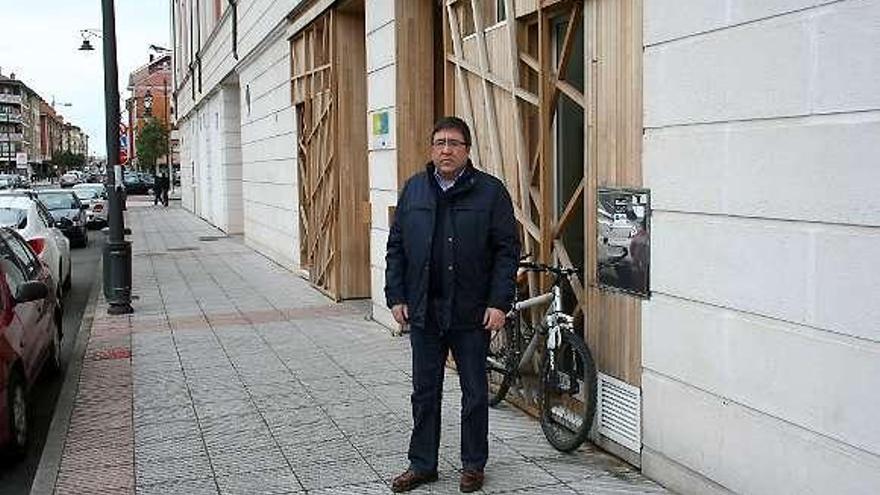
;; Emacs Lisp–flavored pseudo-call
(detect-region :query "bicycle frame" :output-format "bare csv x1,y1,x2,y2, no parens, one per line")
507,282,575,374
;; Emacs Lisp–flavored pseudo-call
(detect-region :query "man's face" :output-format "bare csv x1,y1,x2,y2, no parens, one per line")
431,128,470,179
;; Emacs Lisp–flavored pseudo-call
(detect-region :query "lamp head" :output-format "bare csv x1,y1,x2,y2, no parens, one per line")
79,39,95,51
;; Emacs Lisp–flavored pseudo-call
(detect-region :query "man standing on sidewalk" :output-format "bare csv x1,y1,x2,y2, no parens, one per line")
385,116,519,493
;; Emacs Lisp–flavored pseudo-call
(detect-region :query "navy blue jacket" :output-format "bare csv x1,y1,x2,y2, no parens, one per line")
385,162,520,330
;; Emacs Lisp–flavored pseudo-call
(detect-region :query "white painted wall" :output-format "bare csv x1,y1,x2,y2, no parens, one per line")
237,32,299,272
365,0,398,330
175,0,304,268
642,1,880,493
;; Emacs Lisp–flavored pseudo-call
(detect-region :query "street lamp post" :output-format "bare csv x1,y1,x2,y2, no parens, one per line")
81,1,133,314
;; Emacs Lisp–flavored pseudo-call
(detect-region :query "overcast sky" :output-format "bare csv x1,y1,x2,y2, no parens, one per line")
0,0,170,158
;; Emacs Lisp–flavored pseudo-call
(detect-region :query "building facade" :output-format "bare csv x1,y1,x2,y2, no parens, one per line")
172,1,880,493
39,101,64,165
126,54,177,172
1,69,87,178
0,71,42,172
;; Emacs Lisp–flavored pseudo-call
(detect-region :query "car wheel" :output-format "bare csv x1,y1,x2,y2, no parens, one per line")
6,369,28,459
47,313,63,375
62,267,71,294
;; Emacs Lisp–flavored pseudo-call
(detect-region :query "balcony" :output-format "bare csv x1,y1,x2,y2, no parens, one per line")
0,94,22,105
0,114,22,124
0,133,24,142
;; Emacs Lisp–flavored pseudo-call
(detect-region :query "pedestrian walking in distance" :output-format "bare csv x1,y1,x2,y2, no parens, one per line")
385,116,520,493
154,171,170,206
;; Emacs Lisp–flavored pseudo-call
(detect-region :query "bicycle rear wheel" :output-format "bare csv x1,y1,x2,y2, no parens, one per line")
539,330,597,452
487,317,517,406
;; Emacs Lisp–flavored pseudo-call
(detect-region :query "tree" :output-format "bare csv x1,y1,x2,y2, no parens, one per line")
136,118,168,173
51,150,86,174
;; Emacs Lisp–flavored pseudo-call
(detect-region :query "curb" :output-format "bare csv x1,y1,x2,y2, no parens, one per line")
29,261,104,495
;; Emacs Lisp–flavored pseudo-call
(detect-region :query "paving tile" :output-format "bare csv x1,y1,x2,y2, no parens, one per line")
480,459,561,494
56,464,135,495
349,429,411,457
137,477,220,495
194,398,259,419
292,457,381,491
135,453,214,485
281,438,361,465
273,419,347,447
215,467,304,494
135,434,207,461
308,481,391,494
208,445,289,477
134,419,202,445
203,425,276,454
135,404,198,425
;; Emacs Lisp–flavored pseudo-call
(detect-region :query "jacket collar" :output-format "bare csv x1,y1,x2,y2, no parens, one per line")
425,160,477,196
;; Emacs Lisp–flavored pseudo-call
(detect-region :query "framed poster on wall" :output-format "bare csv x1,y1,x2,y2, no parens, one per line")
597,188,650,298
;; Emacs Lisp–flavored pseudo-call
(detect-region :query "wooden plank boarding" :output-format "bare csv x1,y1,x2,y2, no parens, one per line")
290,2,370,301
442,1,645,450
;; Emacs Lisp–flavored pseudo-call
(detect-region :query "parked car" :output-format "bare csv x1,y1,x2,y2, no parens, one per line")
59,173,79,188
0,227,61,459
0,194,71,294
36,190,88,248
123,172,151,195
0,175,26,191
72,183,108,228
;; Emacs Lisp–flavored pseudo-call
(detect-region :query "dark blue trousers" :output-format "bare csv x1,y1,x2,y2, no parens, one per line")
407,321,489,473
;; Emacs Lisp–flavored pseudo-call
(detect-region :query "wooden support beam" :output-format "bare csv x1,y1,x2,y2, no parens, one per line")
519,52,540,73
538,7,553,269
470,0,505,179
552,177,584,238
446,3,483,171
556,78,585,108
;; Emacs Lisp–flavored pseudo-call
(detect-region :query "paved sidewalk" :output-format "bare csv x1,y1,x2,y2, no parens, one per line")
38,203,669,494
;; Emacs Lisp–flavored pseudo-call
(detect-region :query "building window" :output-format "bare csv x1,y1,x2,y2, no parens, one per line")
553,13,585,273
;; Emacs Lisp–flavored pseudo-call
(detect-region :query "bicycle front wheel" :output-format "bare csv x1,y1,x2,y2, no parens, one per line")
539,330,597,452
487,317,517,406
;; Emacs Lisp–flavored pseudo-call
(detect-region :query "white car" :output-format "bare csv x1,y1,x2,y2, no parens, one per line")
72,183,108,227
0,194,71,295
59,173,79,188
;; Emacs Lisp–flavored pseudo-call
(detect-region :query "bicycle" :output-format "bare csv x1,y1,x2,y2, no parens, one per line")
487,261,598,452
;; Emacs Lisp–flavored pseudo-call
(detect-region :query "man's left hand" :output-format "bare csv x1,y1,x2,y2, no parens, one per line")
483,307,506,331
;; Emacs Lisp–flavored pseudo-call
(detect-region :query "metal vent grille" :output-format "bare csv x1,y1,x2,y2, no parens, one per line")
597,372,641,452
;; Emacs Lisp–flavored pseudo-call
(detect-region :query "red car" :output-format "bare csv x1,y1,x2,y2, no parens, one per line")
0,227,61,459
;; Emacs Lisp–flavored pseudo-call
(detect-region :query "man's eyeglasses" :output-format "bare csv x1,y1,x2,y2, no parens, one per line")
432,138,468,149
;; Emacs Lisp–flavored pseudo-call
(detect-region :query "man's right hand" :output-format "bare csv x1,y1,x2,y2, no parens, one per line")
391,304,409,325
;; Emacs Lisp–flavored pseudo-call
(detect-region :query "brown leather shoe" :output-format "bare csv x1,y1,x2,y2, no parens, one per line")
459,469,484,493
391,469,439,492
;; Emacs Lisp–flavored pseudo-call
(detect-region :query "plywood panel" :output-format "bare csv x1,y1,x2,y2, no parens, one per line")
335,3,370,299
586,0,644,386
396,0,436,184
515,0,538,19
292,4,371,301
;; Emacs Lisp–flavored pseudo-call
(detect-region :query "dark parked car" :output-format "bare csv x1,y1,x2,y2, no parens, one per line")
0,227,60,459
123,172,152,195
35,190,88,248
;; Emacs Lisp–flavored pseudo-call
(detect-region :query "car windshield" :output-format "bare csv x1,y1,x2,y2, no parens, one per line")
38,193,78,210
0,207,26,229
73,188,101,200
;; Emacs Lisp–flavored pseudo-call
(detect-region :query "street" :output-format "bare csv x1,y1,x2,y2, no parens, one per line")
0,228,105,494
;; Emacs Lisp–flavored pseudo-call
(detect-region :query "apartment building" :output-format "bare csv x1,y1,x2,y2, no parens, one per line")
0,70,41,172
126,53,176,171
172,1,880,493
